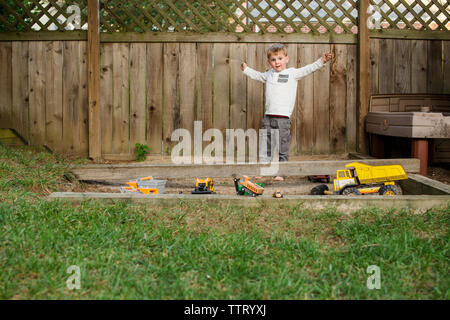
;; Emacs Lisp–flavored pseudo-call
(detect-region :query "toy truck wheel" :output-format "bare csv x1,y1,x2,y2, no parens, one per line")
379,185,402,196
392,185,403,195
342,187,361,196
243,187,257,197
310,184,329,195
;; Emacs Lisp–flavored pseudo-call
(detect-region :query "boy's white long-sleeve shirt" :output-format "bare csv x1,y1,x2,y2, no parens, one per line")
243,58,324,118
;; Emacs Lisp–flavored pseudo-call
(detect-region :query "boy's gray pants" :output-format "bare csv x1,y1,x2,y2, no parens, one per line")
259,115,290,162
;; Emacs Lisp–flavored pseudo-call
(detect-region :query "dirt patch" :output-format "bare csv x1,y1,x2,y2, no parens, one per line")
56,180,120,193
60,176,330,196
62,164,450,196
62,152,450,194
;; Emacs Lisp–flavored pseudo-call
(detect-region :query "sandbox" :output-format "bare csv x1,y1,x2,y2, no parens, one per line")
49,156,450,212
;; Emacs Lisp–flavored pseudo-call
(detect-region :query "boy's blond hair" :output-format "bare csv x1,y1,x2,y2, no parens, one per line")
267,43,287,59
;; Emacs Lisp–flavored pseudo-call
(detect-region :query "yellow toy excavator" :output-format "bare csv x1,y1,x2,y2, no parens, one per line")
192,178,216,194
311,162,408,196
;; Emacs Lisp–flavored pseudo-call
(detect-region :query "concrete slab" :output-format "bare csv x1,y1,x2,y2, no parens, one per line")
71,158,420,183
400,173,450,195
48,192,449,213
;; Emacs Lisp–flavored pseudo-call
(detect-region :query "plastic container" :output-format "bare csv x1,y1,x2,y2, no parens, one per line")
136,177,167,194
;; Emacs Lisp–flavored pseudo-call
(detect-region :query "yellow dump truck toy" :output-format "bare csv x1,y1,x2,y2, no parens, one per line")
311,162,408,196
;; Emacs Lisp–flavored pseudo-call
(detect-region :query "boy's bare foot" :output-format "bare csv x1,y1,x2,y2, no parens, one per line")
254,176,263,180
274,176,284,181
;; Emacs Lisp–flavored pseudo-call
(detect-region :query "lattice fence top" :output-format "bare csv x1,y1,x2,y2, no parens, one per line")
370,0,450,31
0,0,449,33
0,0,88,31
99,0,359,34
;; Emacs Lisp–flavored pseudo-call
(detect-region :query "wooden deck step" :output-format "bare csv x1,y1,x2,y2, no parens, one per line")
0,129,26,146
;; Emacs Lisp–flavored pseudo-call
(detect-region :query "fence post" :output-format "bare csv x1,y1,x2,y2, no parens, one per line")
88,0,101,160
357,0,370,154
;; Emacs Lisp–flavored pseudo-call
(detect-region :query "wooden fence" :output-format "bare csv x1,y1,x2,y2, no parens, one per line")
0,40,358,157
370,39,450,95
0,41,88,155
0,0,449,159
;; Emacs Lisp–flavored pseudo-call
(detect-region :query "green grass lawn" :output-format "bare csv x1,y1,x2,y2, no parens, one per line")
0,144,449,299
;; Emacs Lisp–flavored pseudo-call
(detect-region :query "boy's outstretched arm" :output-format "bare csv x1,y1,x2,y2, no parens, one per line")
241,61,267,83
293,52,334,80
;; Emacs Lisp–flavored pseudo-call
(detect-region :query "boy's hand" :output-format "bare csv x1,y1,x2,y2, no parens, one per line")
241,62,247,71
321,52,333,63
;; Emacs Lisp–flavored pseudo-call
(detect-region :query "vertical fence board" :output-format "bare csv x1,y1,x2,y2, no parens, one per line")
297,44,314,154
245,43,264,161
346,45,357,153
263,43,272,117
196,43,213,157
246,43,264,132
228,43,247,161
112,43,130,154
358,0,370,154
29,41,46,146
313,44,330,154
129,43,147,154
213,43,230,135
196,43,213,130
99,43,113,155
411,40,428,93
286,43,298,155
230,43,247,131
443,41,450,94
44,41,63,153
370,39,379,94
179,43,196,137
88,0,101,160
329,44,347,154
62,41,80,154
163,42,179,154
11,41,29,143
0,42,12,129
427,40,443,94
378,39,395,94
147,43,163,155
394,40,411,93
79,41,89,156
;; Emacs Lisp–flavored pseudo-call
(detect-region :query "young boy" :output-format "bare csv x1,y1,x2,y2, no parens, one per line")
241,43,333,179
